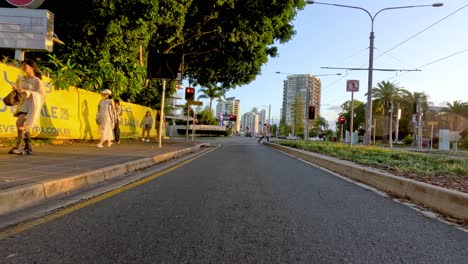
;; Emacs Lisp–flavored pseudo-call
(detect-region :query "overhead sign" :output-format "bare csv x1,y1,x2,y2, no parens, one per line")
6,0,45,8
0,8,54,52
346,80,359,92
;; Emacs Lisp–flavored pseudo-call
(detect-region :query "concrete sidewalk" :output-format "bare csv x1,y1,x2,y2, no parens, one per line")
0,139,206,215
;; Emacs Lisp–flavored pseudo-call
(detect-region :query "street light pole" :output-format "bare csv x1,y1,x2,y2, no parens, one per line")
305,1,443,145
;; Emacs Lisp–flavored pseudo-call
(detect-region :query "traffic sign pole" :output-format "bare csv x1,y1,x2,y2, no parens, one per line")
346,80,359,146
350,91,354,146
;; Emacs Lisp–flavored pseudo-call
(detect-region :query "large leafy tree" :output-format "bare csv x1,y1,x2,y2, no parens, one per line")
0,0,305,106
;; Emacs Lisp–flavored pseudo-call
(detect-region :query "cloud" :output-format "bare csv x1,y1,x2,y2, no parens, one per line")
326,105,341,111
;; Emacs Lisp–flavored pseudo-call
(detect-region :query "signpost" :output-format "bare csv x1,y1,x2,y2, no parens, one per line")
346,80,359,145
0,8,54,60
188,101,203,106
6,0,45,9
185,101,202,140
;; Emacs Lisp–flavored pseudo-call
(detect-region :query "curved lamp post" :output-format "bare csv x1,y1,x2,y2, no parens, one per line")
276,71,342,140
305,1,443,145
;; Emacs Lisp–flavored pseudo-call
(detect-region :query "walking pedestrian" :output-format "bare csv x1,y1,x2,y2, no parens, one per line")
114,99,122,144
96,89,116,148
258,123,270,143
8,59,45,155
141,111,153,142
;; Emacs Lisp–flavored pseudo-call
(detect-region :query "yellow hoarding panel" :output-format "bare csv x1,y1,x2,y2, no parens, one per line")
0,63,163,139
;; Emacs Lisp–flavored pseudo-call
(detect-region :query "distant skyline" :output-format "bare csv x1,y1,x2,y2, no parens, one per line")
189,0,468,129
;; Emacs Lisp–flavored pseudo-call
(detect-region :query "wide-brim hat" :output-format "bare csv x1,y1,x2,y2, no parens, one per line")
101,89,112,95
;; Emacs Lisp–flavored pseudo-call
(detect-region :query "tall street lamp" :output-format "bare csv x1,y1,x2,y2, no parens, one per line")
276,72,341,140
305,1,443,145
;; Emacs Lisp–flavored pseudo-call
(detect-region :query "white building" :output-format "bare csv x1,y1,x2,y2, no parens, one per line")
241,112,259,134
215,97,241,131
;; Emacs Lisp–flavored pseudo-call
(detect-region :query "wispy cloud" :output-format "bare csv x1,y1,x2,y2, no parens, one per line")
326,105,341,111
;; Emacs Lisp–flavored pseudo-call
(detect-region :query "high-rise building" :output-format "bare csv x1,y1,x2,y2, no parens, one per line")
215,97,241,131
281,74,322,127
241,112,259,134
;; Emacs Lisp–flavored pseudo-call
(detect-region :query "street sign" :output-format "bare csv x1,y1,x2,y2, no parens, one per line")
346,80,359,92
428,121,438,126
188,101,203,106
7,0,45,8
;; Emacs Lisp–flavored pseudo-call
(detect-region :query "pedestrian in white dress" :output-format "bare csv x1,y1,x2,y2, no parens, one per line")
96,89,115,148
9,59,45,155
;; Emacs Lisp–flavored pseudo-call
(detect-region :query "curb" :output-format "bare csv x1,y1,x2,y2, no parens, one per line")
0,144,208,216
266,143,468,222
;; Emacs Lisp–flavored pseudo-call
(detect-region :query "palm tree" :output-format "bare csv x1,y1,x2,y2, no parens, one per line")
372,81,411,143
401,91,430,145
372,81,410,114
196,84,226,113
443,100,468,118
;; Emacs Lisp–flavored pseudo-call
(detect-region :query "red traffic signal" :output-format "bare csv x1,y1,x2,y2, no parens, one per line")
338,116,346,124
308,106,316,120
229,115,237,122
185,87,195,101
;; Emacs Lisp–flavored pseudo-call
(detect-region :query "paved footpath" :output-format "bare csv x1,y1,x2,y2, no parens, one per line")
0,139,205,217
0,139,200,191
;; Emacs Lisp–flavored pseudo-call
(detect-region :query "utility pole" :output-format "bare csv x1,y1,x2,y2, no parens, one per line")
192,110,196,141
350,90,355,146
304,83,309,141
373,118,376,144
186,104,190,141
389,100,394,148
340,124,344,143
395,107,401,143
417,98,423,150
158,80,166,148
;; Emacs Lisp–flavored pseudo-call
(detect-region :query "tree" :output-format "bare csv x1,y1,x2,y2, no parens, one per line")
0,0,306,105
399,91,430,142
197,109,218,125
309,116,329,137
372,81,411,142
337,100,365,133
292,94,304,137
196,84,226,112
443,100,468,118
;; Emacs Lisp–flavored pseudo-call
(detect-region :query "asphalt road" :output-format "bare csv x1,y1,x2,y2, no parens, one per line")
1,137,467,264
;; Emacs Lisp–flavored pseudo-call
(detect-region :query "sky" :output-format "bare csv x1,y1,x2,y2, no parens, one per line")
191,0,468,129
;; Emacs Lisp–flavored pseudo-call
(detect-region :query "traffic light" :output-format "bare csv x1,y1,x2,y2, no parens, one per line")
229,115,237,122
308,106,316,120
185,87,195,101
338,116,346,124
